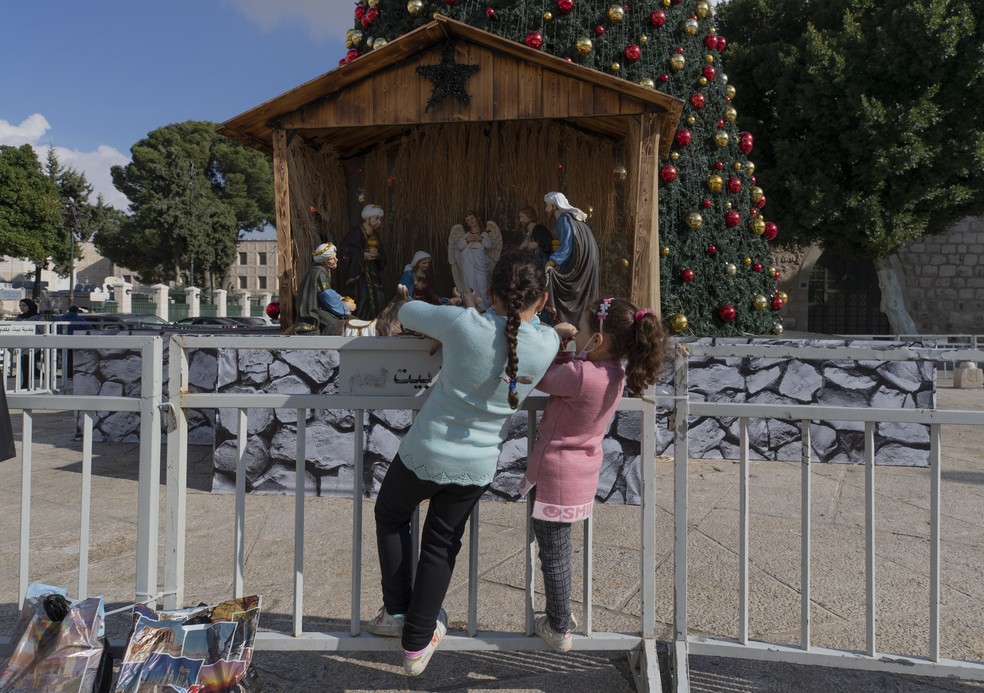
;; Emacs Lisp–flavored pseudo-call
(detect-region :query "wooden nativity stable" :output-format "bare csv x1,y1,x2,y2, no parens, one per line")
218,16,683,328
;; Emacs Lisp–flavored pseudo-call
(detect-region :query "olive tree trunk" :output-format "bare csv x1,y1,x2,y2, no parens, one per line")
874,255,919,335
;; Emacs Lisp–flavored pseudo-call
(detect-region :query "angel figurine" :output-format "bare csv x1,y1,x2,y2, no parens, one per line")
448,211,502,308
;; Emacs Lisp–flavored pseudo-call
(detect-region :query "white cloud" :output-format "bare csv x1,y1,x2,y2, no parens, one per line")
0,114,131,211
0,114,51,146
223,0,352,41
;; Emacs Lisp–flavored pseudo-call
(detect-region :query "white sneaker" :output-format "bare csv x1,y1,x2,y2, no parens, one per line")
403,611,448,676
366,607,404,636
534,613,572,653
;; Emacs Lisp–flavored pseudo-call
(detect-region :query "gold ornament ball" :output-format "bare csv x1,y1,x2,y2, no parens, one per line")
406,0,423,15
724,105,737,122
662,0,671,6
543,11,553,21
608,4,625,21
725,262,737,276
753,294,768,311
751,217,766,235
687,212,703,229
698,77,708,86
373,37,388,49
575,37,594,54
743,257,752,266
670,313,689,334
351,30,364,45
661,245,671,257
725,201,733,209
684,18,699,35
366,37,375,48
613,164,628,181
639,35,649,46
696,0,710,18
368,0,379,7
620,257,630,269
669,151,680,161
687,115,696,126
745,161,755,175
733,161,742,171
705,54,715,64
345,39,353,48
639,77,656,89
670,54,686,71
708,27,717,36
714,131,730,148
726,84,736,99
766,265,777,276
772,322,784,336
610,62,621,73
706,174,723,192
721,73,728,84
778,291,789,303
750,186,764,203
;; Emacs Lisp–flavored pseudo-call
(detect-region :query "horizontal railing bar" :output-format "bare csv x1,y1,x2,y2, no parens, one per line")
688,344,984,364
0,335,160,349
6,395,142,412
171,335,431,350
687,637,984,682
254,631,641,652
688,402,984,426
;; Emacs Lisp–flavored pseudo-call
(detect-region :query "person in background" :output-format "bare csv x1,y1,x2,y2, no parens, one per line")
14,298,44,389
521,297,668,652
293,243,355,335
368,248,559,676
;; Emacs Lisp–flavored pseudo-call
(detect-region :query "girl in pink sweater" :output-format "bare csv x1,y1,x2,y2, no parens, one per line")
520,297,668,651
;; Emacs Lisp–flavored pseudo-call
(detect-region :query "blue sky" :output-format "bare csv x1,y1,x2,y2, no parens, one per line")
1,0,352,210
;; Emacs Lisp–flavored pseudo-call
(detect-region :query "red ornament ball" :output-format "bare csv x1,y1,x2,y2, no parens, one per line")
659,164,677,183
387,174,397,187
716,119,725,129
354,5,366,20
625,44,641,62
725,210,740,227
676,46,685,54
557,0,574,13
486,7,495,17
718,305,737,322
773,271,781,281
770,295,785,311
704,35,717,50
757,195,767,209
749,208,758,216
526,31,544,49
703,65,716,81
680,268,695,283
660,73,669,83
650,10,666,27
345,49,360,63
675,129,692,147
739,132,754,154
595,25,606,36
752,262,763,273
764,221,778,240
716,36,728,51
445,0,458,4
690,93,705,109
707,243,717,256
727,177,742,193
556,161,565,171
714,161,724,170
701,198,712,209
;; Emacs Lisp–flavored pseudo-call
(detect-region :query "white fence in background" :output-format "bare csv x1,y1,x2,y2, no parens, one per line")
4,331,984,691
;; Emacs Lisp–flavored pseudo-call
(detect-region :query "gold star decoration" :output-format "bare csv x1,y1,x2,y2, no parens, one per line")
416,42,480,112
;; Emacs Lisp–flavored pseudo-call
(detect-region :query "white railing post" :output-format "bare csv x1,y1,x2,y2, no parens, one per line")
135,336,163,605
673,342,692,692
165,335,190,610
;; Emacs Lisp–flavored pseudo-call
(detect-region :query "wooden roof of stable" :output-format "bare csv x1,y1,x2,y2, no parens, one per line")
218,16,684,158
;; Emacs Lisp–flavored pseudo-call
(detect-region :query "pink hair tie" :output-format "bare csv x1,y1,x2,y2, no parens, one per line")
634,309,654,323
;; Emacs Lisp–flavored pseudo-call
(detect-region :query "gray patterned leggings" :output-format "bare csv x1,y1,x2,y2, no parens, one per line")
532,517,573,632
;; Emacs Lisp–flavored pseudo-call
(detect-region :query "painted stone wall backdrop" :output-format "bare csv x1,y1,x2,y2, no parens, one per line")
72,337,936,502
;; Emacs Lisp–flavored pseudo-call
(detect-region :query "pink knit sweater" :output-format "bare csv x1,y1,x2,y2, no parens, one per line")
520,352,625,522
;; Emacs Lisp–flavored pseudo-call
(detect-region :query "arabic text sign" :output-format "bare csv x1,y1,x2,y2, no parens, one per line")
338,336,443,396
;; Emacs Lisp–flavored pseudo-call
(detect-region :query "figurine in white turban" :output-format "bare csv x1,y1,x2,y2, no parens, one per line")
542,192,599,327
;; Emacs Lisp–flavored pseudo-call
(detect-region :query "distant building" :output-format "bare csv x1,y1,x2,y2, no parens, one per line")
226,239,278,295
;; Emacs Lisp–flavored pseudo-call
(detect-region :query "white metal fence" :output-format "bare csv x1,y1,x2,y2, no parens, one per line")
5,330,984,691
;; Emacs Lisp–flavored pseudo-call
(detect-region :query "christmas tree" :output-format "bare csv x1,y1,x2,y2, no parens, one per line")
344,0,785,336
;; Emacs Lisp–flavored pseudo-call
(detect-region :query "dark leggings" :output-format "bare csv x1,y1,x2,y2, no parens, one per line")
532,517,573,632
374,455,489,651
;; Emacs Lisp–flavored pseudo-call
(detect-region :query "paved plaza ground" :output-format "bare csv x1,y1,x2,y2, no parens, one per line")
3,376,984,691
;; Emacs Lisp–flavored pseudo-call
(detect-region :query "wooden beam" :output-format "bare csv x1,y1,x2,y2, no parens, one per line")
272,128,294,330
628,113,662,317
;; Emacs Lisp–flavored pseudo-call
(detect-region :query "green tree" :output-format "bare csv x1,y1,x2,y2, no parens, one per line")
347,0,784,335
103,121,275,285
0,144,62,299
718,0,984,332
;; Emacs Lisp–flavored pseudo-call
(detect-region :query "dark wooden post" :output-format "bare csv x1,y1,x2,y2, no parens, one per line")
272,128,294,329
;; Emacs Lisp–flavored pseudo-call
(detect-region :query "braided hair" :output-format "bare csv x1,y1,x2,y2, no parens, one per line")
583,298,669,397
488,248,547,408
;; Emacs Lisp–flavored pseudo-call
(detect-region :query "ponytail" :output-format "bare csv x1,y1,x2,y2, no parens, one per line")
583,298,669,397
489,248,547,409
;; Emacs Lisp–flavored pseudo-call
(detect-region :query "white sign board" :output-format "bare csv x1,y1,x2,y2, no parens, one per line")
338,336,443,396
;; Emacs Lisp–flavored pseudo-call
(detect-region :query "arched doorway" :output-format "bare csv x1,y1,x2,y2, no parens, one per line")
808,252,890,334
